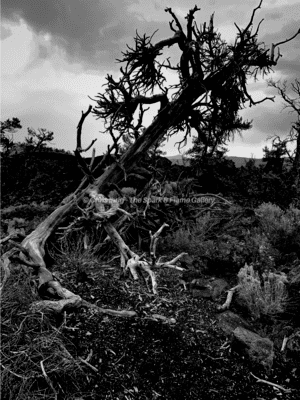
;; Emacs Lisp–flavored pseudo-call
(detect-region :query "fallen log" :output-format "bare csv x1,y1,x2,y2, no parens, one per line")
30,297,137,318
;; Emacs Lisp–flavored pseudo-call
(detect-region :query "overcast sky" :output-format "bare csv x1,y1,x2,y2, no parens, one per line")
1,0,300,158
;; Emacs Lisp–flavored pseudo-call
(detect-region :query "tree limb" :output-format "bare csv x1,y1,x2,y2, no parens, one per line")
243,0,263,34
272,28,300,52
76,105,93,152
165,7,183,32
186,6,201,41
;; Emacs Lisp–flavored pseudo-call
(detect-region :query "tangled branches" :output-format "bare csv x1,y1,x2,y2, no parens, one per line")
118,30,166,92
91,1,299,155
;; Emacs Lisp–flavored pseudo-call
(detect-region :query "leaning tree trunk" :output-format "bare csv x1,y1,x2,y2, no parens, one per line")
6,65,233,303
292,128,300,197
22,66,229,255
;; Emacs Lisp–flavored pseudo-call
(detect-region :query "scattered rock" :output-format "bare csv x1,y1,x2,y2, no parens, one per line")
273,325,294,350
217,310,254,335
181,269,202,282
286,332,300,359
210,278,229,300
191,278,229,300
232,327,274,372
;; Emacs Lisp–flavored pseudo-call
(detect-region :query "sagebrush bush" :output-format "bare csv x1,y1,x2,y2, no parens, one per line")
237,263,288,319
256,203,300,254
161,214,216,254
163,227,198,253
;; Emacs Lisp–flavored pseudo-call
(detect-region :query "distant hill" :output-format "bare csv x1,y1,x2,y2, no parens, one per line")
225,156,266,168
167,154,266,168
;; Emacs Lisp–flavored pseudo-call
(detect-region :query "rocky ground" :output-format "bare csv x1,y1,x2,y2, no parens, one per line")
51,261,300,400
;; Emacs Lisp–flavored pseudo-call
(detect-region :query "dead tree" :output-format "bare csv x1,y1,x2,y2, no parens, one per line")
267,78,300,199
1,1,299,315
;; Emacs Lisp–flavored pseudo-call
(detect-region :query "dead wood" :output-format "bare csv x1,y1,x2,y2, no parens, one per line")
29,296,137,318
3,4,299,323
0,255,11,296
217,285,240,311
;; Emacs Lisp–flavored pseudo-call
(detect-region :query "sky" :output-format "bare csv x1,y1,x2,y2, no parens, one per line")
1,0,300,158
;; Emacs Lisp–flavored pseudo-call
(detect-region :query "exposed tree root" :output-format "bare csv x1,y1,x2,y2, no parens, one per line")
30,297,137,318
1,186,184,317
217,285,240,311
85,187,186,295
250,372,292,393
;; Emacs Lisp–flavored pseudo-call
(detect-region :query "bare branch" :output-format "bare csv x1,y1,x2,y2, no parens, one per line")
253,18,264,37
161,57,179,71
76,105,93,152
150,223,169,265
134,94,169,108
40,361,58,400
186,6,201,41
243,0,263,34
234,22,243,36
250,372,292,393
0,232,25,244
217,285,240,311
154,32,185,50
74,105,97,182
268,79,300,114
165,7,183,32
157,252,188,266
272,28,300,50
74,149,95,184
89,148,96,169
78,357,98,373
81,138,97,153
245,92,275,107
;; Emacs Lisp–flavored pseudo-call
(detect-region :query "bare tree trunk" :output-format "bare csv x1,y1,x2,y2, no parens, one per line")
293,128,300,193
2,65,234,308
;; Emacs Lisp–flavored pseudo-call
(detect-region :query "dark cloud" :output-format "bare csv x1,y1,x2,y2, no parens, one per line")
1,24,13,40
1,0,144,70
3,0,298,75
1,0,189,72
259,3,300,80
275,59,300,79
0,0,260,71
264,11,282,21
37,44,50,60
261,21,300,53
244,104,296,144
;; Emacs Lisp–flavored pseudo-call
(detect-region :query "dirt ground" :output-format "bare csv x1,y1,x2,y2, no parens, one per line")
57,263,300,400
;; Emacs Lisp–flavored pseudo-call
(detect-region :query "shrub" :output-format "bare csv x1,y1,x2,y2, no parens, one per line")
164,227,197,253
161,213,216,255
1,204,55,237
256,203,300,256
237,263,288,319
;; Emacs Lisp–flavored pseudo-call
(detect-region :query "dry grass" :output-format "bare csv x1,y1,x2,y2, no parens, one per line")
0,266,85,400
237,264,288,319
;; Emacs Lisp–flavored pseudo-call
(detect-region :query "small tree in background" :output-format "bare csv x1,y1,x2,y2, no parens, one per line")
0,117,22,154
266,79,300,203
25,128,54,152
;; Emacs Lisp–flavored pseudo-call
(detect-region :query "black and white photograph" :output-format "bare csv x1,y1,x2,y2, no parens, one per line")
1,1,300,399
